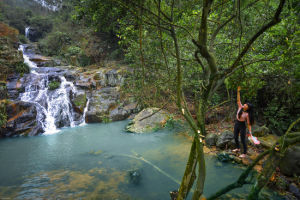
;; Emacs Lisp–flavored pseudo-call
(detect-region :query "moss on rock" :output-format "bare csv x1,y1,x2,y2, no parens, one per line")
73,94,87,113
48,81,60,90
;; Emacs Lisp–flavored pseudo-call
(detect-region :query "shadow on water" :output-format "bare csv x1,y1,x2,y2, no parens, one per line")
0,120,279,199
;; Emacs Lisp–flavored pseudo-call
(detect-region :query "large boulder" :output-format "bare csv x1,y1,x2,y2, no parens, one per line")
279,145,300,176
126,107,170,133
205,133,218,147
85,87,119,123
216,130,235,149
109,107,129,122
0,101,44,137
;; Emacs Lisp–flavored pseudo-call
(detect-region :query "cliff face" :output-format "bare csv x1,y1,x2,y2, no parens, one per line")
0,23,37,137
0,23,23,82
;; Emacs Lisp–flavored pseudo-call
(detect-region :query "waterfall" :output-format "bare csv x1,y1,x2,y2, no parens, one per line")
19,44,88,134
80,99,90,126
25,27,30,39
32,0,62,11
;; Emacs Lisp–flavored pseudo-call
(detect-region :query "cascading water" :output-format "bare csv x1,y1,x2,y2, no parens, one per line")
18,44,88,134
25,27,30,39
32,0,62,11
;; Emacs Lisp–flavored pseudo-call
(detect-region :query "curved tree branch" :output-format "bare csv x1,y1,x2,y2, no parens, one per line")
224,0,286,77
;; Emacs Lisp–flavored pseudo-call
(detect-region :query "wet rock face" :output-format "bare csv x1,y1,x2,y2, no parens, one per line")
279,145,300,177
126,108,170,133
0,101,44,137
93,68,125,87
85,88,118,123
71,93,87,114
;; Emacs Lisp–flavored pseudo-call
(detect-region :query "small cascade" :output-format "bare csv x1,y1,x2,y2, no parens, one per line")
19,44,88,134
80,99,90,126
25,27,30,39
32,0,62,11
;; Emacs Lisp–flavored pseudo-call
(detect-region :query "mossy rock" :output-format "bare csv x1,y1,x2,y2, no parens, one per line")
259,134,278,148
48,81,60,90
126,107,170,133
73,94,87,113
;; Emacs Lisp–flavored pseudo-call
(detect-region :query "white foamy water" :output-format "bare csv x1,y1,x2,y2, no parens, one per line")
19,44,88,134
32,0,62,11
25,27,30,39
79,99,90,126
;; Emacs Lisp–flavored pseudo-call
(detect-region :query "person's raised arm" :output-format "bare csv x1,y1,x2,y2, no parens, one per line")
237,86,242,108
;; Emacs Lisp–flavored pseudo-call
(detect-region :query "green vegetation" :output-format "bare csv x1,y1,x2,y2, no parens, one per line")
101,115,111,123
73,94,87,107
15,62,30,74
76,0,299,199
0,101,7,127
0,0,299,199
39,31,71,56
48,81,60,90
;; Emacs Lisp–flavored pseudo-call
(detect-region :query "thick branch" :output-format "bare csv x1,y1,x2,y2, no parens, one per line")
207,149,271,200
224,0,286,76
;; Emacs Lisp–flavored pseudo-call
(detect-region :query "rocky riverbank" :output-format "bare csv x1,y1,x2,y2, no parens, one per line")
203,122,300,199
0,24,139,137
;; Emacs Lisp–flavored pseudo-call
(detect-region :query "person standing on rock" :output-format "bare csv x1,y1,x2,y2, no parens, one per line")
232,86,254,158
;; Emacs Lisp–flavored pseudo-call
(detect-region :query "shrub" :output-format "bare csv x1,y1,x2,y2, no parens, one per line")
48,81,60,90
0,101,7,127
39,31,71,56
15,62,30,74
29,16,53,39
67,46,82,56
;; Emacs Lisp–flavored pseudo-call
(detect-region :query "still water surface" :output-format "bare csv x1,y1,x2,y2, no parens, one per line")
0,120,251,199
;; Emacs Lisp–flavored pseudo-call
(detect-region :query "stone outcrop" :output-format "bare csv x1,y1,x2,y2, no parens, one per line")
279,145,300,177
205,133,218,147
126,108,170,133
0,101,43,137
67,65,138,124
216,130,235,149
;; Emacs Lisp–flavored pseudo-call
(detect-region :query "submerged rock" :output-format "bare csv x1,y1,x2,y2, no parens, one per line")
217,151,235,162
128,169,142,185
126,107,170,133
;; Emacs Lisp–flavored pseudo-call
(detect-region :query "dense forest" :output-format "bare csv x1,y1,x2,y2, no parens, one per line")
0,0,299,199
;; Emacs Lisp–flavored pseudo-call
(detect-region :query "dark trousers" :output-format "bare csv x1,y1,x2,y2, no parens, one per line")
234,120,247,154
